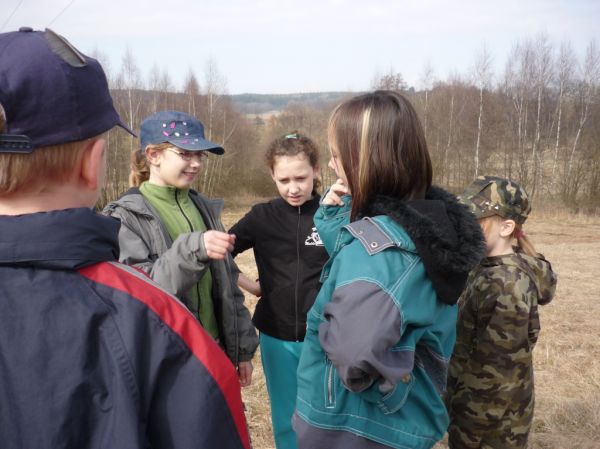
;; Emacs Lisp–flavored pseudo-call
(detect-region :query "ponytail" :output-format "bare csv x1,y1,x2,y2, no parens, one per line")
129,150,149,187
129,143,170,187
513,224,537,257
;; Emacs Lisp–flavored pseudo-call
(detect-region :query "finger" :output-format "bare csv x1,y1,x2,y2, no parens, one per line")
204,232,234,254
323,191,344,206
204,242,229,259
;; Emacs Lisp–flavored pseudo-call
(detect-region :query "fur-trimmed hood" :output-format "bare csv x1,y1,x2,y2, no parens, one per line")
360,186,486,305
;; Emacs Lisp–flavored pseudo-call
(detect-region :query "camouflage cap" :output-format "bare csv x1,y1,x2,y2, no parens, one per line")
459,175,531,224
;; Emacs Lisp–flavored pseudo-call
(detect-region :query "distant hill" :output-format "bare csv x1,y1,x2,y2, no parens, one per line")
231,92,357,114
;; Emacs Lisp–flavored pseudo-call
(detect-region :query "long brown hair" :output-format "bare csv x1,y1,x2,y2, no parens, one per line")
328,91,432,220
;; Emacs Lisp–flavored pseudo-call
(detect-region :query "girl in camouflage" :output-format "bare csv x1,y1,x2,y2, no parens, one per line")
446,175,557,449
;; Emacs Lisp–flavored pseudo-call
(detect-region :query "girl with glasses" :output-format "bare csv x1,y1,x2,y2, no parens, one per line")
104,110,258,388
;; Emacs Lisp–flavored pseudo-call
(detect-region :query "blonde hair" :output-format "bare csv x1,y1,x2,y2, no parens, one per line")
479,215,537,257
0,140,89,195
129,143,171,187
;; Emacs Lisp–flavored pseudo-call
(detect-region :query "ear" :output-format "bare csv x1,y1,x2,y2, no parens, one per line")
145,146,163,166
499,219,516,238
79,138,106,191
270,169,276,183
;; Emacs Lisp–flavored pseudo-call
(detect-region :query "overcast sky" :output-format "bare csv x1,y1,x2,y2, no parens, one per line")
2,0,599,94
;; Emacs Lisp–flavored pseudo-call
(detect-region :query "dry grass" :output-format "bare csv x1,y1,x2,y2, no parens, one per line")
222,206,600,449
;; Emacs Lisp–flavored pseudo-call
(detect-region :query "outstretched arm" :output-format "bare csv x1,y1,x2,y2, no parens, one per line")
237,273,262,297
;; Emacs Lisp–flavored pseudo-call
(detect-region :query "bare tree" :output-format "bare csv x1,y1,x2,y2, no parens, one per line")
565,40,600,200
202,57,229,196
183,68,201,116
551,41,576,189
472,45,493,178
419,62,436,138
119,48,143,153
147,64,161,112
371,67,408,91
504,40,536,187
530,33,554,197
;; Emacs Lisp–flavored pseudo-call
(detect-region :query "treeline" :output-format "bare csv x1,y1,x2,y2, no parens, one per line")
98,34,600,212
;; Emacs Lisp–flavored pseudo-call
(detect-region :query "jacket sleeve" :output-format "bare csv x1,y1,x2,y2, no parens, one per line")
229,208,256,258
109,208,212,299
313,193,352,255
319,280,412,396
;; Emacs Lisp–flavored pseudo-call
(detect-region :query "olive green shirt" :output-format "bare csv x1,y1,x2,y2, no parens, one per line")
140,182,219,340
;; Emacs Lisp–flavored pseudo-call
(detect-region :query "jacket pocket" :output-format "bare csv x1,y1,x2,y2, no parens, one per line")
360,374,415,415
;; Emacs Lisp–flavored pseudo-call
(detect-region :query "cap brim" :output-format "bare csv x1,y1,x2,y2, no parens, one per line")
116,120,137,138
167,136,224,155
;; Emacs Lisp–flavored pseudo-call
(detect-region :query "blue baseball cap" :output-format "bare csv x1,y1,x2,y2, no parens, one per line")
0,27,135,153
140,110,224,155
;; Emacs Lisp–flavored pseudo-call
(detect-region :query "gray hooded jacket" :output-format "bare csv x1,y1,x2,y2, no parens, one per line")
104,187,258,364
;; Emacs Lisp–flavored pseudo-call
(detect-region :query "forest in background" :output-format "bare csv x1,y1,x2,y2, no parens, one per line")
96,33,600,213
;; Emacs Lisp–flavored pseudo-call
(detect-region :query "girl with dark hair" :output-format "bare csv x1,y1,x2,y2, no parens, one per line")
293,91,485,449
229,132,328,449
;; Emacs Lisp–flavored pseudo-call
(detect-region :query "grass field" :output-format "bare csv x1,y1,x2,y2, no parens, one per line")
221,206,600,449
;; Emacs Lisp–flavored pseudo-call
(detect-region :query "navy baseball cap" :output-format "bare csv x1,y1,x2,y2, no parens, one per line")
0,27,135,153
140,110,224,155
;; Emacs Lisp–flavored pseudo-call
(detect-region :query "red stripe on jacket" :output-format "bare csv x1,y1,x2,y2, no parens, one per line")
78,261,251,449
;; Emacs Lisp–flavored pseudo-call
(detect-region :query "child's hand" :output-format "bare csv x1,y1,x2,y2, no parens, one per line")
322,178,349,206
202,230,235,260
238,361,253,387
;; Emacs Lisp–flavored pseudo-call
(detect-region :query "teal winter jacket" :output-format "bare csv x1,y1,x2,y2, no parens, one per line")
295,188,485,449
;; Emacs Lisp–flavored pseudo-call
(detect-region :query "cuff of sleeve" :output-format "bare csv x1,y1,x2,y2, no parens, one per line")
317,196,352,220
238,351,255,362
193,232,209,262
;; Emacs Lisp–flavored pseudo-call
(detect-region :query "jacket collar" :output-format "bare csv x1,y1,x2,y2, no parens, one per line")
0,208,119,270
274,195,321,215
107,186,224,219
360,186,486,305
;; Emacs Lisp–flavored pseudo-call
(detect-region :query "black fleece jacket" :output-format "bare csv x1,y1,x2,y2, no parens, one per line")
229,196,329,341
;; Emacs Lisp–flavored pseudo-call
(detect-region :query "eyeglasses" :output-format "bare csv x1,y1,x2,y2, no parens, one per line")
166,147,208,162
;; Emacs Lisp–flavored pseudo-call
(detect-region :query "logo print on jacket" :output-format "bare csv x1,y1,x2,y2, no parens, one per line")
305,227,324,246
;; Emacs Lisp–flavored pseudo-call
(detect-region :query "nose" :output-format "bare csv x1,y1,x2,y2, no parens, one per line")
289,182,300,194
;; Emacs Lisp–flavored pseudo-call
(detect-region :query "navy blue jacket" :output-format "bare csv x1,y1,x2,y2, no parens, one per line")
0,208,250,449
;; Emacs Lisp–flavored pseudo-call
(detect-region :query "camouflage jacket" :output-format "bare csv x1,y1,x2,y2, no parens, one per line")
446,251,556,449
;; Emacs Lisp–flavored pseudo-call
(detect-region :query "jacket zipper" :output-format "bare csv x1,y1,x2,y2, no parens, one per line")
175,189,204,327
189,194,236,363
326,357,335,407
295,206,301,341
